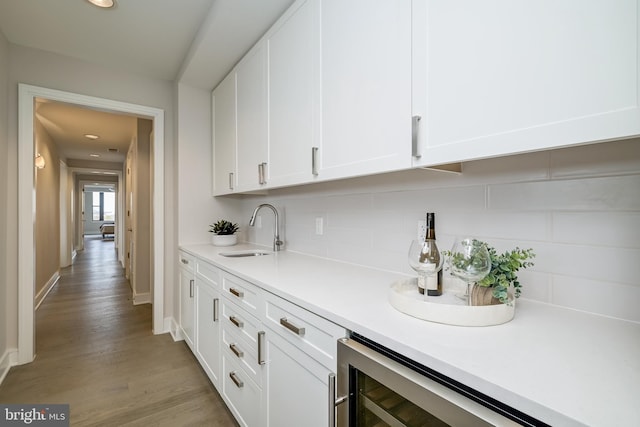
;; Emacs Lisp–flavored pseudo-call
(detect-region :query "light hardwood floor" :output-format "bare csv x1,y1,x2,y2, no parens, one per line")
0,236,238,427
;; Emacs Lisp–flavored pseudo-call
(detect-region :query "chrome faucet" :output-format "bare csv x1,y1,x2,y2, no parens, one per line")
249,203,283,252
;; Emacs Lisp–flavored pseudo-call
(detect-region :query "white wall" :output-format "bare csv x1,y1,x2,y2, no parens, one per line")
4,44,177,350
0,30,10,366
238,138,640,323
177,82,242,245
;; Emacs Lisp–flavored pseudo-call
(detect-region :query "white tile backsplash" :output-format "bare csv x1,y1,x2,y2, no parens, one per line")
240,139,640,322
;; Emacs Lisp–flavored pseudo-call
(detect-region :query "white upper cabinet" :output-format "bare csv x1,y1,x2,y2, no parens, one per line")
212,72,236,195
266,0,321,188
318,0,412,180
236,43,268,192
412,0,640,167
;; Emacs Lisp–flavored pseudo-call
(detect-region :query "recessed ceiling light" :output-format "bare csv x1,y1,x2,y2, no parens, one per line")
86,0,115,8
84,134,99,140
89,154,101,158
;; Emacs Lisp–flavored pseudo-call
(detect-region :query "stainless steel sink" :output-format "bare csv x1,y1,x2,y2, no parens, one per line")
219,250,272,258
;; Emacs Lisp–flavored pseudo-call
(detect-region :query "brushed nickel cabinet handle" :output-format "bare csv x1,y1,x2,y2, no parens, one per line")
229,316,243,328
229,343,244,358
312,147,319,176
229,172,234,190
213,298,219,322
229,287,244,298
189,279,194,298
181,258,189,265
229,371,244,388
280,317,305,336
412,115,422,159
258,331,265,365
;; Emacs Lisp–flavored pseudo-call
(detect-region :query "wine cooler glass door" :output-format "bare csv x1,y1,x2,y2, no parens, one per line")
337,338,525,427
354,370,450,426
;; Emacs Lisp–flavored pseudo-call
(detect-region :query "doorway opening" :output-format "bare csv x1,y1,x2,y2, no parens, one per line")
17,84,166,365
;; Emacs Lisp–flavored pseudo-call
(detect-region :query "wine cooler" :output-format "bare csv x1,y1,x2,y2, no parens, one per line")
334,334,549,427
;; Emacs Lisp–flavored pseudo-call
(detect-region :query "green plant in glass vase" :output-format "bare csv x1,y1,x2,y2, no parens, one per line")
446,241,535,305
477,244,535,304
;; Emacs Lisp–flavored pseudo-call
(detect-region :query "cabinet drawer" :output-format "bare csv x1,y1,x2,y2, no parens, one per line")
222,353,262,427
196,259,221,289
264,292,346,370
221,298,262,354
222,326,263,387
222,272,264,318
178,251,195,273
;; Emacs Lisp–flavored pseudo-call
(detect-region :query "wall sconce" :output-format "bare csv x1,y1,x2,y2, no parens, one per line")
35,153,46,169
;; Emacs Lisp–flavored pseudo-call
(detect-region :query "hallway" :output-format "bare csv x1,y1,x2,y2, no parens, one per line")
0,236,237,426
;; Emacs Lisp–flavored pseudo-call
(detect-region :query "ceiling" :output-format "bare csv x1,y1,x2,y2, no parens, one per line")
0,0,294,166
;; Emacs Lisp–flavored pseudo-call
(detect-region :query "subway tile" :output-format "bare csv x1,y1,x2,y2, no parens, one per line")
462,150,550,183
537,243,639,286
553,212,640,248
373,185,487,212
489,175,640,211
551,138,640,178
551,276,640,322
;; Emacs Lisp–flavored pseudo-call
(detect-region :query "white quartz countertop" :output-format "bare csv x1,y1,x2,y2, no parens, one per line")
180,243,640,427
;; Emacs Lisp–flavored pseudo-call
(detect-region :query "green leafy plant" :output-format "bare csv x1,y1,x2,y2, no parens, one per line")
446,241,535,304
209,220,239,235
479,244,535,303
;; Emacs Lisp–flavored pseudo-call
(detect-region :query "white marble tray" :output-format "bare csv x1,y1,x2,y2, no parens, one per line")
388,278,515,326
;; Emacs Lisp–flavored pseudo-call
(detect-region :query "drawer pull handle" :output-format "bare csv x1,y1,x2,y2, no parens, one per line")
230,343,244,358
229,287,244,298
280,317,305,336
213,298,219,322
258,331,265,365
229,316,244,328
229,371,244,388
181,258,189,264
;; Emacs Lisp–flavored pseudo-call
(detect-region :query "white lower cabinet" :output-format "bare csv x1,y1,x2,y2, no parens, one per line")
178,251,195,350
222,352,263,427
195,260,221,387
263,291,347,427
263,329,334,427
180,253,347,427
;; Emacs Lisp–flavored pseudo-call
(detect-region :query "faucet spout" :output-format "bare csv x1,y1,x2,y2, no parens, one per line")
249,203,283,251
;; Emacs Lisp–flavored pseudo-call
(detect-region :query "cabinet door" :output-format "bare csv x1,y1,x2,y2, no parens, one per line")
212,72,237,195
266,0,320,188
179,266,195,349
236,42,268,192
196,281,221,387
319,0,412,180
412,0,640,167
222,351,263,427
264,330,332,427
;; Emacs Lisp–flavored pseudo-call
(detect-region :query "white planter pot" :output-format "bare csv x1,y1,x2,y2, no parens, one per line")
211,234,237,247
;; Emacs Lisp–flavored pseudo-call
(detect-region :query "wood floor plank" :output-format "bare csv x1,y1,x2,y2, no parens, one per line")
0,236,238,427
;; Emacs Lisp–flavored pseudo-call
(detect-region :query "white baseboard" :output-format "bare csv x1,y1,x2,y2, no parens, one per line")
35,271,60,310
169,317,184,342
162,317,173,335
132,292,151,305
0,349,18,386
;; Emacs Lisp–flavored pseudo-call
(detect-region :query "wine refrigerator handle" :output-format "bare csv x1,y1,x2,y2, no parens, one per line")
328,373,348,427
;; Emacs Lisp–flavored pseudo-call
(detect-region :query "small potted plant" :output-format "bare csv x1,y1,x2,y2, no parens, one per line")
209,220,239,246
447,241,535,306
